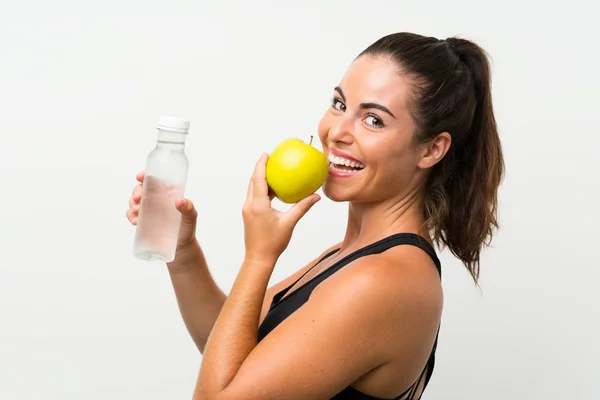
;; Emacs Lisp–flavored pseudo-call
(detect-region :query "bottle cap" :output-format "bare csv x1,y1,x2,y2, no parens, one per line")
157,116,190,134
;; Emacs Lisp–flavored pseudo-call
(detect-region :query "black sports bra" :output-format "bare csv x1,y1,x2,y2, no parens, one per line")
257,233,442,400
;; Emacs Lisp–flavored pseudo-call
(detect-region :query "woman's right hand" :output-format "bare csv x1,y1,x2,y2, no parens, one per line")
126,171,199,250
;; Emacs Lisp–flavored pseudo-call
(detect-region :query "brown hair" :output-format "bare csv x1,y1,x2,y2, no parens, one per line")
359,32,505,284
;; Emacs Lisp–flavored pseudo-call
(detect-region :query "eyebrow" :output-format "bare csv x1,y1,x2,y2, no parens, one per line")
334,86,396,119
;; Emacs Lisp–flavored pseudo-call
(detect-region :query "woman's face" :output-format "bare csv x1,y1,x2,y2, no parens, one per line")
318,54,430,204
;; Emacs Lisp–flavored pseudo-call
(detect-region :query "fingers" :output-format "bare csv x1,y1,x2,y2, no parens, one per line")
175,198,198,242
251,153,269,199
126,198,140,223
136,171,145,183
245,153,269,203
284,194,321,226
128,197,140,212
175,198,197,218
126,208,138,225
131,184,142,202
127,183,143,225
127,173,144,225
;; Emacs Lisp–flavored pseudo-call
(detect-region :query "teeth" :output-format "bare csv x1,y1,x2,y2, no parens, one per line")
327,153,365,169
330,164,356,173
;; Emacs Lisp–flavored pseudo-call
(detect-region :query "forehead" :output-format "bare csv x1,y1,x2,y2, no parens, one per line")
338,54,412,110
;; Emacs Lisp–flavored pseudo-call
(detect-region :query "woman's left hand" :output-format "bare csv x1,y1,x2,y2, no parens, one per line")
242,153,321,266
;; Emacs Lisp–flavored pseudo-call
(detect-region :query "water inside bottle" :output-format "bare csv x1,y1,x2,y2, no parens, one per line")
133,175,184,262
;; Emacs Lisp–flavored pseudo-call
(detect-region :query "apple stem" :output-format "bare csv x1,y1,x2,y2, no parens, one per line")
309,135,313,146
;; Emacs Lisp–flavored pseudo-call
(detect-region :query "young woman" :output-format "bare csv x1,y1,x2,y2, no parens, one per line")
126,32,504,400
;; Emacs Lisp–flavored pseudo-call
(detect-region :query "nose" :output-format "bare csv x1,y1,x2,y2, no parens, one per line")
327,114,355,146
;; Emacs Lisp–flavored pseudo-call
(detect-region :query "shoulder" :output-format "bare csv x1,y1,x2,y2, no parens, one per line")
261,242,342,321
229,243,443,399
310,244,443,355
315,243,442,309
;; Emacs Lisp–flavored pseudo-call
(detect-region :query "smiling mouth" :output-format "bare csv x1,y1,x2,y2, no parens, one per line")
327,153,365,173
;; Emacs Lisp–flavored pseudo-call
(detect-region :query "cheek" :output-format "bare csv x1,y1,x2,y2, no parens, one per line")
384,150,419,187
366,141,413,179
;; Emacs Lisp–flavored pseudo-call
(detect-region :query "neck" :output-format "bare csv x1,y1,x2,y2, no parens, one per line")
338,188,429,252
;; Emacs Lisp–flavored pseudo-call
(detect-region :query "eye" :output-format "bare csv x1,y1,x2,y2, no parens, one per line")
331,97,346,112
365,114,384,128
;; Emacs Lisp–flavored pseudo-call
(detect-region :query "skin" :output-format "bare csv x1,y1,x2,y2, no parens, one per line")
127,54,453,399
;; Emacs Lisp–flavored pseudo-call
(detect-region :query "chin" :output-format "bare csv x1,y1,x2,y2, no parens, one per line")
322,180,355,203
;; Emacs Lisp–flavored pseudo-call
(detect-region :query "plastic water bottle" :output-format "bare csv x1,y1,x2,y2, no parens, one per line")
133,116,190,263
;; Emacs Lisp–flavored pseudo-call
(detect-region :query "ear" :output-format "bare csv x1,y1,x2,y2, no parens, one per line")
417,132,452,169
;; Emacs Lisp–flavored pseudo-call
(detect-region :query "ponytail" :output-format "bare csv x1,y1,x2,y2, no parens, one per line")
361,33,505,284
432,38,505,283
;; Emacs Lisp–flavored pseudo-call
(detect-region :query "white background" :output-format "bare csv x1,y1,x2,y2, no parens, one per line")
0,1,598,399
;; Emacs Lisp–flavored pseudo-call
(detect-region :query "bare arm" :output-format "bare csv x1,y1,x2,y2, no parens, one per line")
127,169,340,354
166,239,340,354
166,241,227,354
193,253,443,400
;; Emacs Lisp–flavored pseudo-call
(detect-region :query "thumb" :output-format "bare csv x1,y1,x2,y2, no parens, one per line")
285,194,321,226
176,198,198,229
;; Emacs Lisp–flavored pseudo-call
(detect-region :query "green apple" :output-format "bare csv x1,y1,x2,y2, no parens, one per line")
266,136,329,204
